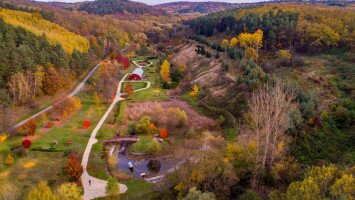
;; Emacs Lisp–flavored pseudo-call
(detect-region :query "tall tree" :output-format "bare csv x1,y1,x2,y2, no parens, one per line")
160,60,170,82
238,83,296,187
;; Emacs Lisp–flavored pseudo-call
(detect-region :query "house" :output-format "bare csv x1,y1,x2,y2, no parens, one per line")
128,68,144,81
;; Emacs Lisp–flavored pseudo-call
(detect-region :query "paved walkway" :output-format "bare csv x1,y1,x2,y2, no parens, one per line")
81,60,152,200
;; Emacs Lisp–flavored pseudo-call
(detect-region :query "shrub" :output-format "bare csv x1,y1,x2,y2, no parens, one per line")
330,99,355,129
56,183,82,200
292,57,305,67
0,133,9,143
64,154,83,182
131,137,161,154
22,139,32,149
135,116,151,135
5,154,14,165
160,128,168,138
83,120,91,129
106,178,120,198
147,160,161,173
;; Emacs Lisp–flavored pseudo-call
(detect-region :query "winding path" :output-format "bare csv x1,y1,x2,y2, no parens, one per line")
81,60,152,200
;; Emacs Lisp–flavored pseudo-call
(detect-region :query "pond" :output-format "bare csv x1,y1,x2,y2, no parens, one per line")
116,141,175,179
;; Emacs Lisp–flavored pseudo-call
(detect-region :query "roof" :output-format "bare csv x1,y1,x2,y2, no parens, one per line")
132,68,144,78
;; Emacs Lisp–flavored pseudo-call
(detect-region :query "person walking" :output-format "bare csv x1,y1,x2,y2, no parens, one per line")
89,179,91,186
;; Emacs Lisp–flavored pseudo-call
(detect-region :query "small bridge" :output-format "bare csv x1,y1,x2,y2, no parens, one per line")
104,136,138,145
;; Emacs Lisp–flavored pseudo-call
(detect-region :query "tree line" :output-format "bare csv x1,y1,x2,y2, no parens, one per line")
0,18,90,106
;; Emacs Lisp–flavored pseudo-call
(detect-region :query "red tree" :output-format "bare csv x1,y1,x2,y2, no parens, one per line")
121,57,130,69
160,128,168,138
22,139,32,149
83,120,91,129
116,52,123,62
65,154,83,182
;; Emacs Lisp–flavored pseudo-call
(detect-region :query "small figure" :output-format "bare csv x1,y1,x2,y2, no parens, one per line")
89,179,91,186
128,161,134,171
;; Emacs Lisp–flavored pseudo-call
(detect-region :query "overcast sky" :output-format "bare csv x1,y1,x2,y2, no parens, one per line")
34,0,268,5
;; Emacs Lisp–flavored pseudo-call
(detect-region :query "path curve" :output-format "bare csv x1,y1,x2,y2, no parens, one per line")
81,60,152,200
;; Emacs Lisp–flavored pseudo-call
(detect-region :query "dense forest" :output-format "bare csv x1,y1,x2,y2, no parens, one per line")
0,17,90,106
78,0,166,15
187,3,354,53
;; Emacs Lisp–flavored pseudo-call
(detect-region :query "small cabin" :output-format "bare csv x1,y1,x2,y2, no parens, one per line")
128,68,144,81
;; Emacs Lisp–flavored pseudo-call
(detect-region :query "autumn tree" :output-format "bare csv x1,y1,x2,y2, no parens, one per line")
124,83,134,96
238,82,295,186
161,60,170,81
34,65,45,97
56,183,82,200
189,84,199,96
43,66,63,95
64,154,83,182
25,181,56,200
237,29,263,61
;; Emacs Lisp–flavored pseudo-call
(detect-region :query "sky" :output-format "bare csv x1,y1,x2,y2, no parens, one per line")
34,0,268,5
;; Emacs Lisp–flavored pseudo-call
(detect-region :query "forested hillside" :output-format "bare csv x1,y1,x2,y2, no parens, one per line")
0,17,90,106
188,3,354,53
78,0,166,15
0,8,89,53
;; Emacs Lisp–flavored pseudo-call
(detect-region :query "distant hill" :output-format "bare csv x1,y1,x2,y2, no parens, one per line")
0,8,89,53
77,0,167,15
156,1,245,14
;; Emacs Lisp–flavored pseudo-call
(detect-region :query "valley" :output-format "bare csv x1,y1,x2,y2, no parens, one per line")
0,0,354,200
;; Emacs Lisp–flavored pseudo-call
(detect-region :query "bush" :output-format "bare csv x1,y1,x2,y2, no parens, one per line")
147,160,161,173
222,62,229,71
262,61,273,73
292,57,305,67
64,154,83,182
330,98,355,129
135,116,151,135
5,154,14,165
240,190,261,200
131,137,161,154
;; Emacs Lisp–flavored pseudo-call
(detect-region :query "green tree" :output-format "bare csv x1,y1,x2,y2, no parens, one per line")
135,116,151,135
240,190,262,200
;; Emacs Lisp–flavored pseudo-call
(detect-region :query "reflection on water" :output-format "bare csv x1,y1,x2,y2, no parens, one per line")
116,142,174,179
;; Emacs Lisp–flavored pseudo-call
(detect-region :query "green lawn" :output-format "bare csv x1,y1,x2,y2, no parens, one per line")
121,82,148,92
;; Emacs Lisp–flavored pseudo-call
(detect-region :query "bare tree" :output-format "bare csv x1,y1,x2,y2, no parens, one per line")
238,82,296,187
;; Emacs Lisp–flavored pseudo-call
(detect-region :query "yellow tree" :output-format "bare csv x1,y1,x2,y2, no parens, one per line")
189,84,199,96
252,29,263,53
160,60,170,82
229,37,238,61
